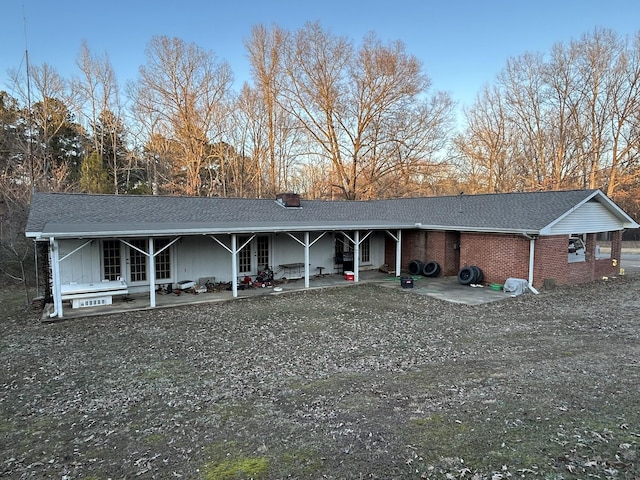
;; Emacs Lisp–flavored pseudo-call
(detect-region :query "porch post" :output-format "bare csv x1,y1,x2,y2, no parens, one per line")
354,230,360,282
148,238,156,308
396,229,402,277
231,234,238,298
50,237,64,318
304,231,310,288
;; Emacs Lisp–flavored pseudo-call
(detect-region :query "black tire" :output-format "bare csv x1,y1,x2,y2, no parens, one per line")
423,261,441,277
470,266,483,284
458,266,475,285
408,259,424,276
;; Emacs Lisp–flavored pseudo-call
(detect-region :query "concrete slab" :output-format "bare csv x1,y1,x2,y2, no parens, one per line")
373,274,516,305
43,271,518,321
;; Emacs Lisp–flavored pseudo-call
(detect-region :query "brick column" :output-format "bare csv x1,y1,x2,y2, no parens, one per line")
611,230,622,264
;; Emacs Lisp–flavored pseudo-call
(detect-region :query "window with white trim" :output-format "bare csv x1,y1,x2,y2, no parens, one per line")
238,236,251,273
129,239,147,282
257,235,269,270
154,239,171,280
360,236,370,263
103,240,121,280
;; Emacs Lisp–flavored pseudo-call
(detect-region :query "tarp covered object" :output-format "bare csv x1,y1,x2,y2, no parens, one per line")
503,278,529,296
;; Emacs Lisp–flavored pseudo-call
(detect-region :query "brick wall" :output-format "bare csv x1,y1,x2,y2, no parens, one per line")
394,230,461,275
459,233,530,285
389,229,623,287
534,233,619,287
532,235,568,286
401,231,427,267
426,231,459,276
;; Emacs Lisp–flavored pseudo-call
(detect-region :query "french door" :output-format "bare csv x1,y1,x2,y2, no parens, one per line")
238,235,270,275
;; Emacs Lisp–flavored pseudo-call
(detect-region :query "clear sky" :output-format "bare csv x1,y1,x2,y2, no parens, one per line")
1,0,639,110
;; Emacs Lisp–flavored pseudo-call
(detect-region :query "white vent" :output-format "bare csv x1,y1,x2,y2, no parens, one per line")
72,296,113,308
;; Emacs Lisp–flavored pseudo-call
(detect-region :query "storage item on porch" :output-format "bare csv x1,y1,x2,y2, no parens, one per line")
400,276,414,288
176,280,196,290
60,279,129,308
336,252,354,272
344,271,355,281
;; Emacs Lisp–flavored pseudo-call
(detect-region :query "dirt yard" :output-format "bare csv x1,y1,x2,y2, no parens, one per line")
1,274,639,479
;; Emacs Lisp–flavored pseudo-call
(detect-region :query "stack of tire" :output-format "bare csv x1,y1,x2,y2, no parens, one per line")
407,259,441,277
457,265,483,285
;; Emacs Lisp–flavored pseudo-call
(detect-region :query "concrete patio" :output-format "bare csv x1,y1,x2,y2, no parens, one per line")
41,270,519,321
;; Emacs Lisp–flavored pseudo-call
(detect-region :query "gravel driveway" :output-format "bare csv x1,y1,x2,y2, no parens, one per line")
1,274,639,479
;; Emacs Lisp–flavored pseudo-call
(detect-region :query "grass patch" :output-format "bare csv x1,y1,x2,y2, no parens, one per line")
202,456,269,480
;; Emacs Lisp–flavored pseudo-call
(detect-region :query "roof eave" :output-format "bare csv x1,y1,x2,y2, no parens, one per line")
36,222,420,239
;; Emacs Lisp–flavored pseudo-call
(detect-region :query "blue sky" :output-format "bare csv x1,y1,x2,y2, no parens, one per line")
2,0,639,109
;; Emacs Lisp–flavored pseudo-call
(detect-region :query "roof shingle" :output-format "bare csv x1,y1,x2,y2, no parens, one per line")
25,189,635,238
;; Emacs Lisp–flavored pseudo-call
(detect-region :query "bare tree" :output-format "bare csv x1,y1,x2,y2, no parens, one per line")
131,36,233,196
458,28,640,196
74,41,128,193
273,23,454,200
10,63,82,191
455,85,524,192
244,25,293,196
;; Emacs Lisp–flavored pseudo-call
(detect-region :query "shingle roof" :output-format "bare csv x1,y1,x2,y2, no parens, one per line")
25,189,637,239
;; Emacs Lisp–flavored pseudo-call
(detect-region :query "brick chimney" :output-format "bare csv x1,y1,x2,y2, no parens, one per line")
276,192,301,207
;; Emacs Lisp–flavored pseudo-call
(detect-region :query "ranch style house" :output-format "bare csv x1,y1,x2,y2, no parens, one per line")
25,189,639,319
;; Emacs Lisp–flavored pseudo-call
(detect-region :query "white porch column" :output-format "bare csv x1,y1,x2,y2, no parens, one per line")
148,238,156,308
50,238,64,318
354,230,360,282
396,229,402,277
304,231,310,288
231,234,238,298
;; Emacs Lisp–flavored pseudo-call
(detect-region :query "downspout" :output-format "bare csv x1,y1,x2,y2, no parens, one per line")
528,236,535,287
522,234,539,294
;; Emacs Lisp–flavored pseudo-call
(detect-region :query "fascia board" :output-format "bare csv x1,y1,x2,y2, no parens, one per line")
38,222,544,239
38,222,419,238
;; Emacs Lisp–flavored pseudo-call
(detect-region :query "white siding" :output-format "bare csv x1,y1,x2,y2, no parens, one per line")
176,236,232,283
549,201,623,235
58,239,101,284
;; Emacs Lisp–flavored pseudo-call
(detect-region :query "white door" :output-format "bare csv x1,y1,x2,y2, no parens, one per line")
238,235,270,275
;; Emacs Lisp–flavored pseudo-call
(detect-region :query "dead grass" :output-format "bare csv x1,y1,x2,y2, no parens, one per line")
1,275,639,479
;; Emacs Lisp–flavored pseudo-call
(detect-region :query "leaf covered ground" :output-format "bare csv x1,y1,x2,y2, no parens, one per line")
1,275,639,479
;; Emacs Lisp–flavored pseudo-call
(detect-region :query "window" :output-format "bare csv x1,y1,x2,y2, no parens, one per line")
257,235,269,270
238,236,251,273
129,239,147,282
154,239,171,280
103,240,121,280
360,236,370,263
